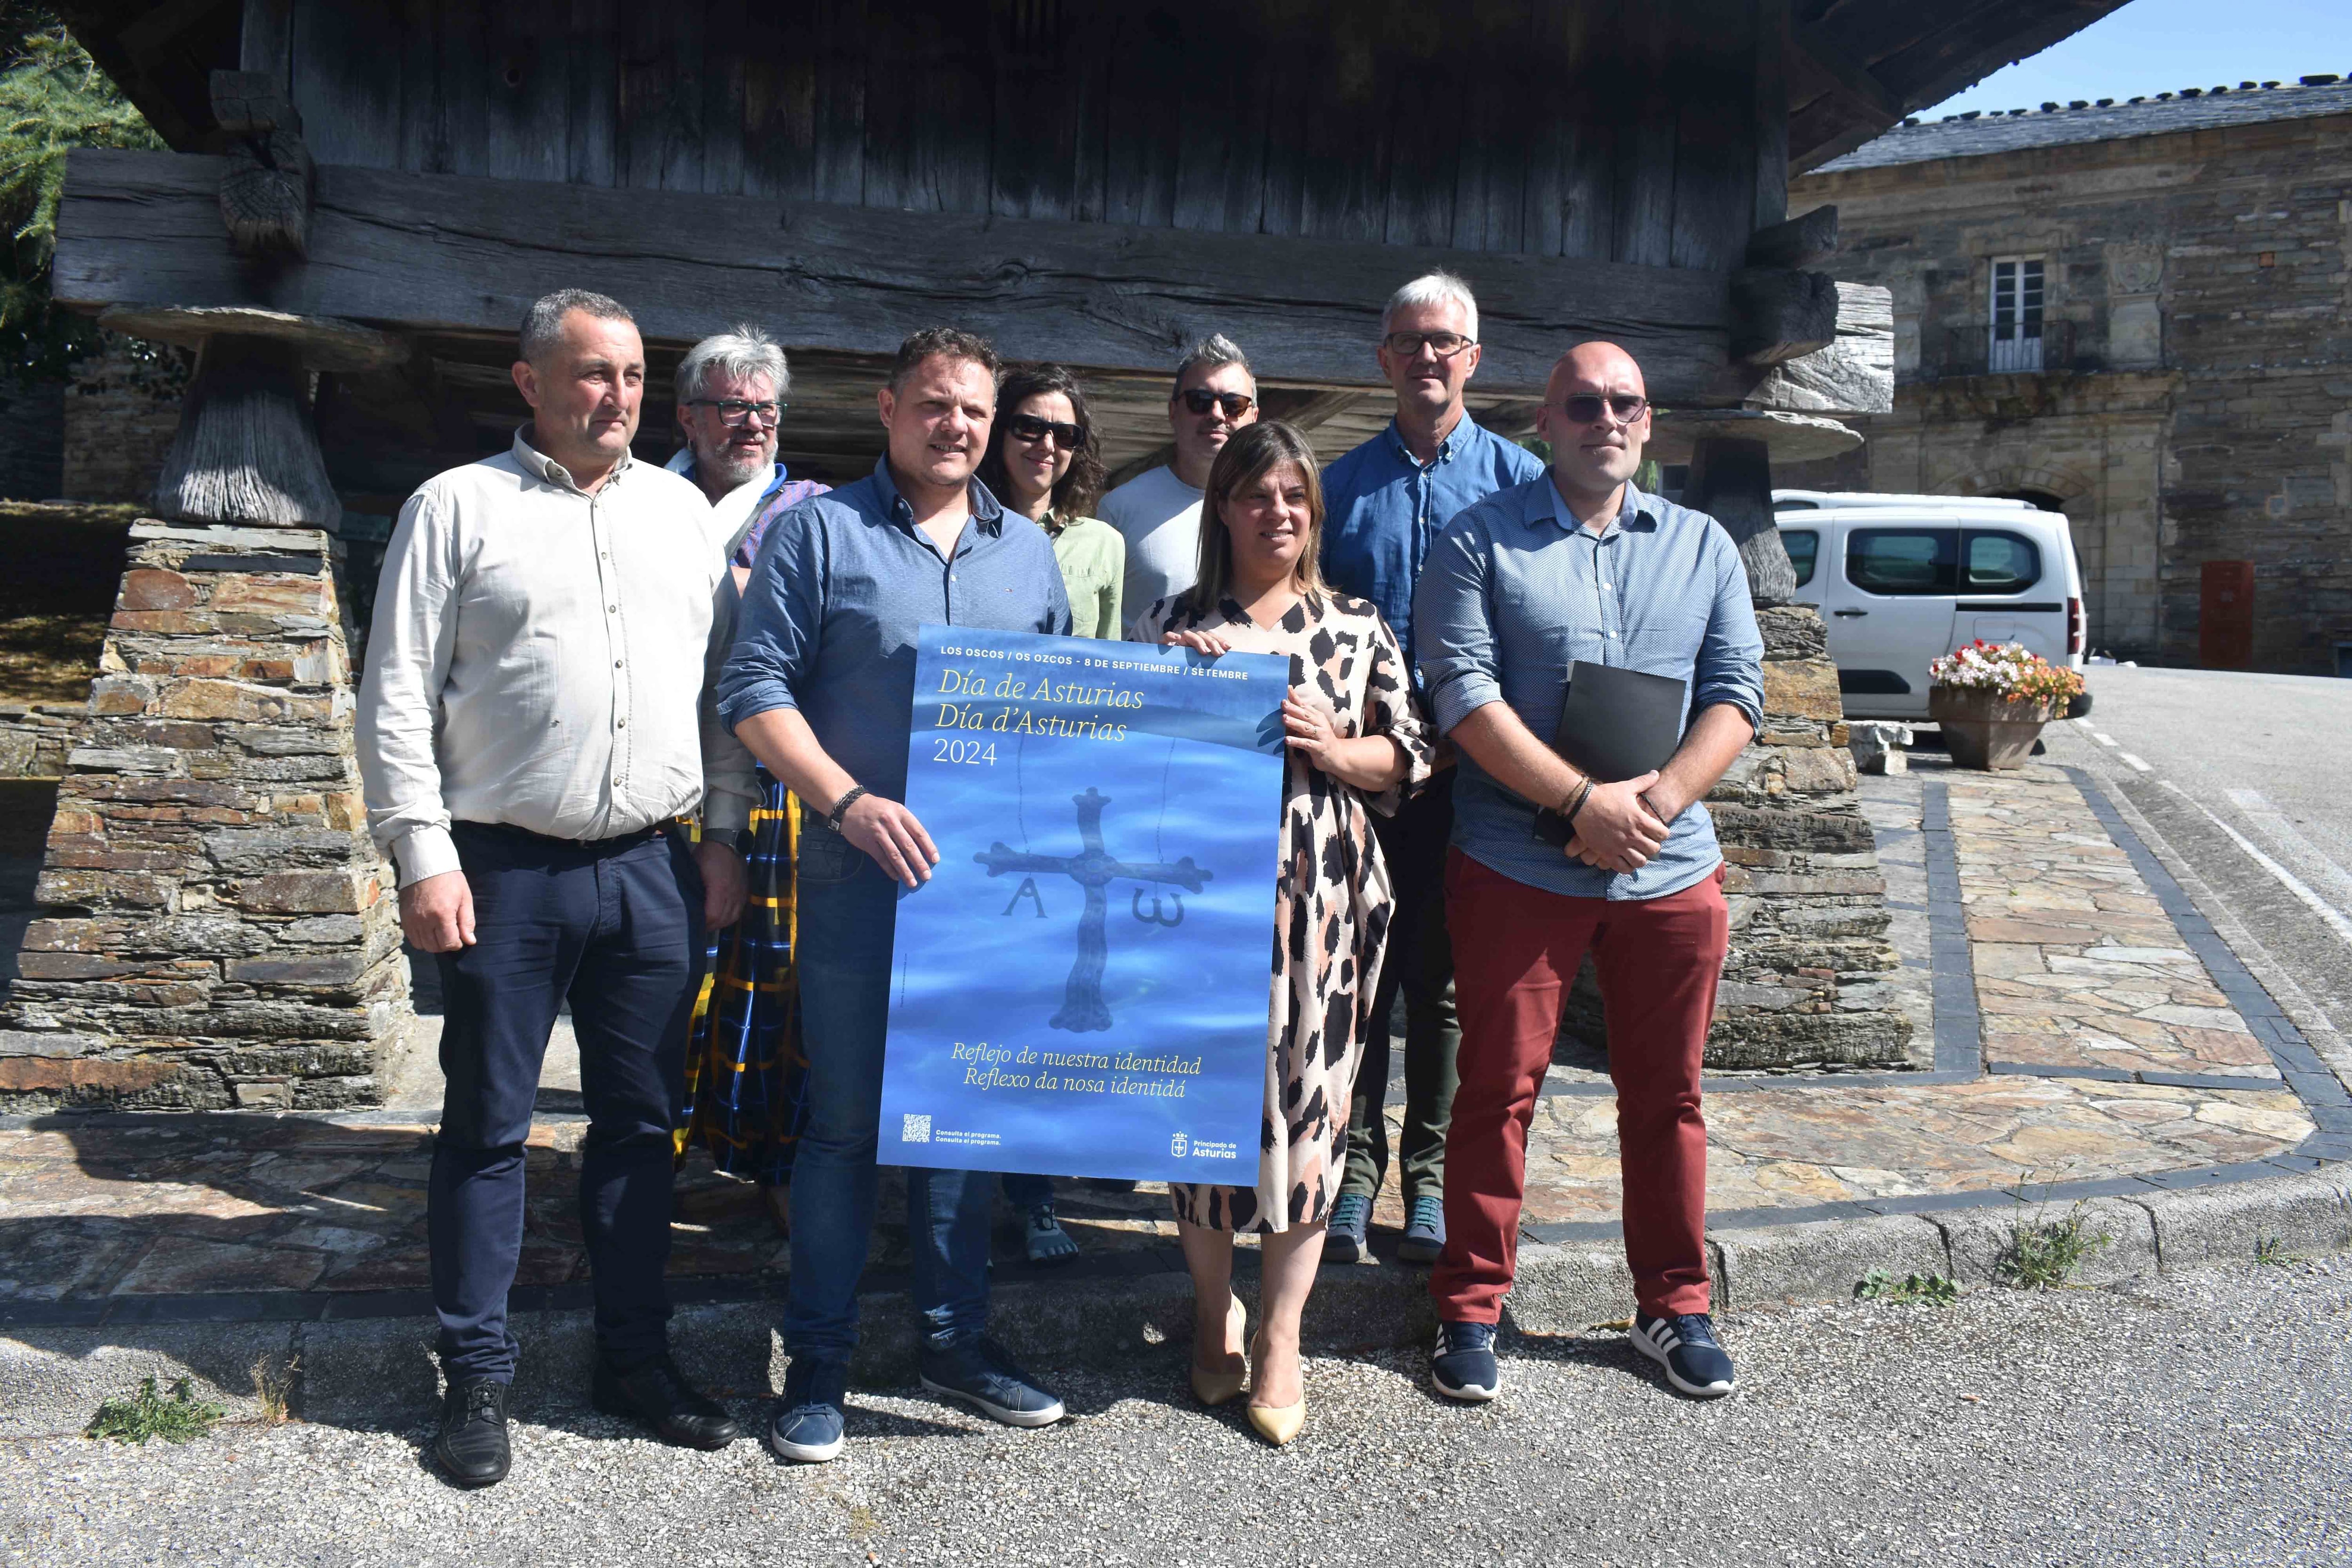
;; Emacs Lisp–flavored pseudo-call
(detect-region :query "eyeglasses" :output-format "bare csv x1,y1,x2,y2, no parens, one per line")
1383,331,1477,358
1556,393,1649,425
1177,388,1255,419
685,398,785,427
1005,413,1087,448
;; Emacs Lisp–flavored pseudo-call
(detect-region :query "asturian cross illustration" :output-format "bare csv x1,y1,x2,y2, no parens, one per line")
976,787,1212,1033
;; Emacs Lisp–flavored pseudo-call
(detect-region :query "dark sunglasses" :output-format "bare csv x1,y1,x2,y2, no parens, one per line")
1005,412,1087,448
1383,330,1476,358
1557,393,1649,425
1177,388,1255,419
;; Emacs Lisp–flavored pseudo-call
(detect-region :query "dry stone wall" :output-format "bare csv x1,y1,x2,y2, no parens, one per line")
1561,604,1910,1071
0,522,406,1110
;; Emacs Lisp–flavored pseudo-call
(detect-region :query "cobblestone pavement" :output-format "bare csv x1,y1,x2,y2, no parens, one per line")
0,757,2326,1305
5,1256,2346,1567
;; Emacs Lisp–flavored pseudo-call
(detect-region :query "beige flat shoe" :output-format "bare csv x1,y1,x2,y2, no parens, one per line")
1244,1329,1305,1447
1189,1295,1249,1407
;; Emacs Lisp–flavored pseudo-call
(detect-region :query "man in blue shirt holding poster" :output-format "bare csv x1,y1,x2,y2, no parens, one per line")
718,327,1073,1465
1318,273,1544,1268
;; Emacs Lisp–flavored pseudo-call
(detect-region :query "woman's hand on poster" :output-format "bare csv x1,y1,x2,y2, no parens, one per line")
843,793,940,888
1281,695,1344,772
1160,628,1232,657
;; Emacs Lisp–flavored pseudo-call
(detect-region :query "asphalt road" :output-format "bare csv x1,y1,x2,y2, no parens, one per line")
2051,665,2352,1067
5,1256,2347,1567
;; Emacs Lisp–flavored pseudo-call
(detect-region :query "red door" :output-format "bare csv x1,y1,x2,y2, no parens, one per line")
2199,561,2255,669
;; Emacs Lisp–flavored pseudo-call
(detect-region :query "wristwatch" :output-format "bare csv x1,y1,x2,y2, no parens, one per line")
707,827,754,857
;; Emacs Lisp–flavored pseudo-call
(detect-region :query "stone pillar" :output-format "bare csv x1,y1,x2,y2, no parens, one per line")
0,524,406,1110
1703,605,1909,1068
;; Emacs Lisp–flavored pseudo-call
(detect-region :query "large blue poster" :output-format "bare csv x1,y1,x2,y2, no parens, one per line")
878,624,1287,1186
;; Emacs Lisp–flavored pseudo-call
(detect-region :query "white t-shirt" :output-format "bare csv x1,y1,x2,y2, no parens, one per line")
1097,464,1207,619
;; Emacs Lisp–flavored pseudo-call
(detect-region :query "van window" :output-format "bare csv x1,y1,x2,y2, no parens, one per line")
1964,531,2042,594
1845,529,1958,595
1782,529,1818,587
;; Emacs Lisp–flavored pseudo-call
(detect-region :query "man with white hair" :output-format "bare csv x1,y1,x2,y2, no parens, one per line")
1317,272,1545,1270
667,324,829,574
1096,333,1258,618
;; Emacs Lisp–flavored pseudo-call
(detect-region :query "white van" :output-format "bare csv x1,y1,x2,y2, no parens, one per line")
1772,491,2089,720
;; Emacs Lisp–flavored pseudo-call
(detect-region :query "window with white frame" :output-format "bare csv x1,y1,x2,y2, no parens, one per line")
1987,255,2045,372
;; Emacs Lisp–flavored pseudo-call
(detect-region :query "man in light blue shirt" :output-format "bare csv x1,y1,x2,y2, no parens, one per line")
1414,342,1763,1409
1318,272,1544,1269
719,328,1073,1465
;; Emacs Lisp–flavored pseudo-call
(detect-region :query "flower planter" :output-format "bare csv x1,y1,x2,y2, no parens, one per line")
1929,688,2060,770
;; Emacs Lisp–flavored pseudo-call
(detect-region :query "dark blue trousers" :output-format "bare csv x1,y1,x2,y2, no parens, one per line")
428,822,704,1384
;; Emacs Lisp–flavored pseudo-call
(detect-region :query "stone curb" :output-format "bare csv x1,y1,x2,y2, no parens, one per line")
7,1166,2346,1438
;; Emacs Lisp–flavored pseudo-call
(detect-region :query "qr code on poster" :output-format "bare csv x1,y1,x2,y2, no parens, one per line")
901,1114,932,1144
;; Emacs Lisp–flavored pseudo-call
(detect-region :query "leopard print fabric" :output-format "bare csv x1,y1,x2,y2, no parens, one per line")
1127,590,1434,1234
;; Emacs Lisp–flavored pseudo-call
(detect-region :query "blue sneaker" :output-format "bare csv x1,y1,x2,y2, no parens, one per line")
1325,1193,1372,1264
1629,1312,1737,1399
765,1358,847,1464
1397,1194,1446,1265
1430,1320,1499,1402
920,1337,1066,1428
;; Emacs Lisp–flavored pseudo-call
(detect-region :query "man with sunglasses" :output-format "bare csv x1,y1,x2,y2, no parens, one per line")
1317,272,1546,1273
1414,342,1764,1407
666,326,830,584
1096,334,1258,620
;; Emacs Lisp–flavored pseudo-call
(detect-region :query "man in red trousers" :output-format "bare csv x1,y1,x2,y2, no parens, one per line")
1410,341,1764,1401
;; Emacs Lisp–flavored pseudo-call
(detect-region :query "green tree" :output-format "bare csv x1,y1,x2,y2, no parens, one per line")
0,14,162,382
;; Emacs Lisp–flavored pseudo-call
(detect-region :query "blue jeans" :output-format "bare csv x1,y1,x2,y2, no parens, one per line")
429,823,701,1383
786,821,993,1361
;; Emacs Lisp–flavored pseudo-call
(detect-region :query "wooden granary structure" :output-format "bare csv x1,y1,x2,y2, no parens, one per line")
1,0,2125,1108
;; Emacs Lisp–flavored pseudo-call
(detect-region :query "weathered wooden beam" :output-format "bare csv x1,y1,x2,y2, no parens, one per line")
1684,435,1795,608
1745,206,1838,271
1743,282,1893,416
1729,269,1838,366
208,70,312,257
1791,23,1903,123
54,149,1745,403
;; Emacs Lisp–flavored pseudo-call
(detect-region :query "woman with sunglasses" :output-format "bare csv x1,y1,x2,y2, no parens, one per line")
1129,420,1433,1445
972,366,1125,1266
977,364,1124,640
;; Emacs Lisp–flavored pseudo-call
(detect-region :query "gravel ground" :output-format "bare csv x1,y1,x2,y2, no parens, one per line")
7,1257,2348,1568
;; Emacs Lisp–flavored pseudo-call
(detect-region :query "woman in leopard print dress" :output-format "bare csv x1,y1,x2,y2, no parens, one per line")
1127,421,1432,1444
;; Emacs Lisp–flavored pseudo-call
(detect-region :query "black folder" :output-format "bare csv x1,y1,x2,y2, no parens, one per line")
1532,661,1688,847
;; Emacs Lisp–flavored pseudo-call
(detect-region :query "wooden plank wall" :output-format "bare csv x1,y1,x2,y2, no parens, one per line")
289,0,1764,266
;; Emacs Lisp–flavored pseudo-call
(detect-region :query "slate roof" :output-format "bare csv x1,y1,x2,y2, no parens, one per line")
1817,76,2352,172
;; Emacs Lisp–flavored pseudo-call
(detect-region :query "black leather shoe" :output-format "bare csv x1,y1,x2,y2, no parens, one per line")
592,1352,742,1450
433,1377,512,1488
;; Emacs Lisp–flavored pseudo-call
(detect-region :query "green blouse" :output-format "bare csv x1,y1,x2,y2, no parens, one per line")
1042,513,1127,640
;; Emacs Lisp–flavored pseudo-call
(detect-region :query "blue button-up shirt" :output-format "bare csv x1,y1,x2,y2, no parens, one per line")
717,457,1073,803
1414,478,1764,900
1321,414,1545,672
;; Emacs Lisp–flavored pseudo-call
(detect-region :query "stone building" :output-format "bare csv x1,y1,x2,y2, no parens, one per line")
1781,77,2352,675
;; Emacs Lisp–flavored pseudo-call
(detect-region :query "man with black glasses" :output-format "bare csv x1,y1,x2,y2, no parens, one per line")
1318,272,1544,1271
667,325,830,581
1414,342,1764,1407
1096,334,1258,619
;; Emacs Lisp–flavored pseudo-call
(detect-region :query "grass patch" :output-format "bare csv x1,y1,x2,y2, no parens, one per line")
1856,1269,1961,1306
86,1377,224,1445
2254,1235,2294,1268
251,1353,299,1424
1997,1204,2111,1289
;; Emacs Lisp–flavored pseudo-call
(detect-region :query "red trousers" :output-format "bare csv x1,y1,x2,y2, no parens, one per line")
1431,850,1728,1322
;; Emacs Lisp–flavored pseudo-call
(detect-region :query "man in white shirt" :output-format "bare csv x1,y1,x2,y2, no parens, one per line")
1096,333,1259,619
664,324,826,573
357,289,758,1488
